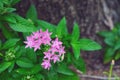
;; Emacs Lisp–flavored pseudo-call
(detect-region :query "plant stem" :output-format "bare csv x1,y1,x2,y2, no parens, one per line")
108,60,114,80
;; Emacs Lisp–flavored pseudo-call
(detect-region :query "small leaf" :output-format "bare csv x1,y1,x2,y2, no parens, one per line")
2,14,16,23
8,61,15,72
9,22,37,32
36,20,56,37
104,48,115,63
26,48,37,63
6,14,37,32
15,46,25,58
0,62,12,73
98,31,113,38
71,22,80,42
16,65,42,75
16,57,34,68
104,38,114,46
5,8,16,13
56,17,68,38
10,0,20,5
58,74,79,80
73,57,86,73
46,70,58,80
0,22,16,39
26,4,37,22
71,42,80,59
115,51,120,60
79,38,102,51
0,2,3,8
2,38,20,49
114,40,120,50
1,0,10,5
35,74,44,80
56,63,74,75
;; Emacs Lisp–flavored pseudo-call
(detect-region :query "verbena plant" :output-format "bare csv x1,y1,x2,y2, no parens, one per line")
98,23,120,63
0,0,101,80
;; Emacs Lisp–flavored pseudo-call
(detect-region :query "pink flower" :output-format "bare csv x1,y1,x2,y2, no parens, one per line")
41,60,51,70
51,54,60,63
43,51,53,60
42,30,52,45
24,29,52,51
24,35,34,48
32,40,42,51
58,46,66,56
51,38,62,49
42,38,66,69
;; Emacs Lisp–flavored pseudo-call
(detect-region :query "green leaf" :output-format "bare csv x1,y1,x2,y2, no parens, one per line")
16,65,42,75
26,48,37,63
9,21,37,32
73,57,86,73
104,48,115,63
46,70,58,80
79,38,102,51
0,2,3,8
2,14,16,23
5,8,16,13
10,0,20,5
98,31,113,38
16,57,34,68
115,51,120,60
8,61,15,72
71,42,81,59
2,38,20,49
71,22,80,42
35,74,44,80
36,20,56,37
56,63,74,75
66,52,72,63
4,14,37,32
15,46,25,58
58,74,79,80
114,40,120,50
26,4,37,22
0,22,16,39
0,62,12,73
1,0,10,5
56,17,68,38
104,38,114,46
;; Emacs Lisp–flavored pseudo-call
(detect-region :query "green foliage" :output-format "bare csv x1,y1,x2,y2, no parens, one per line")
16,57,34,68
98,23,120,63
79,38,102,51
36,20,56,38
58,74,79,80
16,65,42,75
56,17,68,38
26,4,38,22
56,63,74,75
73,57,86,73
2,38,20,49
0,62,12,73
0,0,20,15
71,22,80,42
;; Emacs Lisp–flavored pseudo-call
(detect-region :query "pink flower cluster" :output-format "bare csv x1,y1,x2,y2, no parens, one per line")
41,38,65,70
24,29,52,51
24,29,65,70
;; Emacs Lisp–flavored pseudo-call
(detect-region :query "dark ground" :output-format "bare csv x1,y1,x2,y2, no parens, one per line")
16,0,120,80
